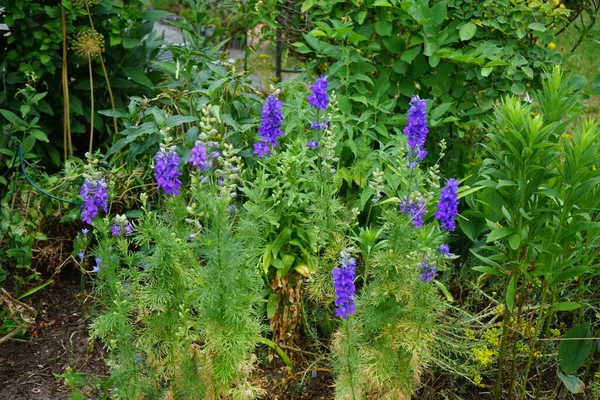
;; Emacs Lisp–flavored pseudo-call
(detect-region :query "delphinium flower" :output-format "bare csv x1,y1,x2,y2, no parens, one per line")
311,121,328,130
435,178,459,231
110,214,133,236
403,95,429,168
81,228,89,237
418,258,437,283
306,140,319,149
78,252,85,262
188,141,212,171
254,94,284,157
399,192,426,228
80,176,109,224
154,145,182,195
438,244,452,258
92,257,102,273
307,76,329,110
332,250,357,319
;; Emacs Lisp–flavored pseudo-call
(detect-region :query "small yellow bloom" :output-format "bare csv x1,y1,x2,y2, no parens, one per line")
496,304,505,315
550,328,561,337
548,42,557,50
474,374,485,388
560,3,565,8
465,329,476,340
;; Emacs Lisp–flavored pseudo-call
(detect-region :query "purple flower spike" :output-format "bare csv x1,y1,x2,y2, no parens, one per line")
254,94,284,157
188,141,211,171
435,178,459,231
154,147,182,195
332,251,357,319
110,224,121,236
399,196,426,228
403,96,429,166
80,177,108,224
307,140,319,149
418,258,437,283
307,76,329,110
438,244,452,257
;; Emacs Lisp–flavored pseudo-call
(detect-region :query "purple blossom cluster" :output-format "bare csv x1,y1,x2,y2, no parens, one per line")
154,147,182,195
332,251,357,319
307,76,329,110
311,121,328,130
80,176,108,224
254,95,284,158
418,258,437,283
435,178,459,231
306,140,319,149
403,95,429,167
438,243,452,257
399,196,426,228
110,215,133,236
188,141,212,171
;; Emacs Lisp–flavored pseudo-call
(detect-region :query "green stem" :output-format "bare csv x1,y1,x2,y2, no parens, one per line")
345,319,357,400
88,59,95,154
494,305,511,400
519,283,549,400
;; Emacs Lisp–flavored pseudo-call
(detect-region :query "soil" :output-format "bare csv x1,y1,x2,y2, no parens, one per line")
0,276,107,400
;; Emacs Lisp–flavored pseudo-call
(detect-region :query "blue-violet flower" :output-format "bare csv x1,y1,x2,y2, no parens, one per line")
188,141,211,171
418,258,437,283
307,76,329,110
154,147,182,195
254,94,284,157
399,195,426,228
438,244,452,257
403,95,429,166
332,250,357,319
80,176,108,224
307,140,319,149
435,178,459,231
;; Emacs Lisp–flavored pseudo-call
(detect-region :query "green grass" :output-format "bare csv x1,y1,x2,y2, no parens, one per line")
555,21,600,115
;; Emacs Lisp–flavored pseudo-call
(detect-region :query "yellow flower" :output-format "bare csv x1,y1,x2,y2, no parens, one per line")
496,304,505,315
473,345,497,367
548,42,557,50
550,328,561,337
465,329,476,340
474,374,485,388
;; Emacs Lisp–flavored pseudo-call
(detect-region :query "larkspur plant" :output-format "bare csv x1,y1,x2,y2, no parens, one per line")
154,144,182,195
80,175,109,224
253,94,284,158
332,250,357,319
435,178,459,232
403,95,429,168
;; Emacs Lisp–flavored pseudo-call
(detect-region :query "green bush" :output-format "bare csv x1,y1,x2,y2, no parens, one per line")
289,0,569,176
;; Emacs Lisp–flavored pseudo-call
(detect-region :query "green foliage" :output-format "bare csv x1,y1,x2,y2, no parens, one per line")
0,0,164,164
471,66,600,397
286,0,570,176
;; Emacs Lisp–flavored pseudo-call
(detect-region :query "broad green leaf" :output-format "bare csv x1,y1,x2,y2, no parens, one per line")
487,227,513,242
0,109,25,126
267,293,278,319
165,115,198,128
557,371,585,394
506,274,517,311
528,22,546,32
271,228,292,260
508,233,521,250
459,22,477,41
123,67,153,88
549,302,581,313
558,322,593,374
472,266,505,277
